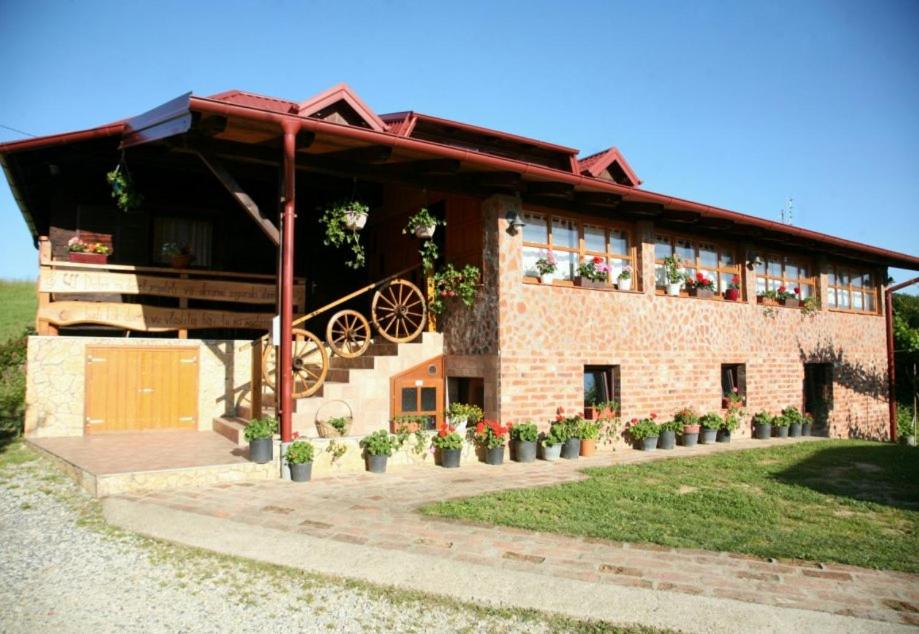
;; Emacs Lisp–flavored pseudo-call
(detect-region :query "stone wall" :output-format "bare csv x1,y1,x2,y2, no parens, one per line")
25,336,253,437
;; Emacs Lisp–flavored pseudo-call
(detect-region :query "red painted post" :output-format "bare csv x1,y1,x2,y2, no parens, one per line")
278,122,299,443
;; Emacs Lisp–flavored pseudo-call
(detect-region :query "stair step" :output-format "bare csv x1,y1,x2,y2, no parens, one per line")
367,342,399,356
326,368,350,383
213,415,250,447
330,356,376,370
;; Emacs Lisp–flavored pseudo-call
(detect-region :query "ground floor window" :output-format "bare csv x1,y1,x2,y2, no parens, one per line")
153,216,213,267
584,365,621,412
804,362,833,424
721,363,746,407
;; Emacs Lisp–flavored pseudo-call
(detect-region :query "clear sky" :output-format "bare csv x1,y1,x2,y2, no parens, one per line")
1,0,917,287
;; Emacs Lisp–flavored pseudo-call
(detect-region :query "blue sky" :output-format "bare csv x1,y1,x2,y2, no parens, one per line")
1,0,917,286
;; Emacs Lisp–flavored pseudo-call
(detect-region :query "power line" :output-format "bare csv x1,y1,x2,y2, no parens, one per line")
0,123,37,138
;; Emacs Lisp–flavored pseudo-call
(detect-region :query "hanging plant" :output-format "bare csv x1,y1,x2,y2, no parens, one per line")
403,208,445,272
105,162,143,212
319,200,369,269
429,263,480,315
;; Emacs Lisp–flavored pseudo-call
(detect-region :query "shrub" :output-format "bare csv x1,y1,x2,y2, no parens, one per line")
285,440,314,464
0,328,29,437
722,411,742,432
752,411,773,427
509,422,538,442
540,423,567,447
627,417,660,441
897,405,916,438
474,420,509,449
658,419,682,433
699,413,723,430
446,402,484,423
327,416,350,434
781,406,804,424
579,419,602,440
673,407,699,427
244,416,277,442
772,414,790,427
432,427,464,450
360,430,395,457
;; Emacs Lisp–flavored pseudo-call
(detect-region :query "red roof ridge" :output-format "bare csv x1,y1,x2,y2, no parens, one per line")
577,146,641,186
298,83,388,132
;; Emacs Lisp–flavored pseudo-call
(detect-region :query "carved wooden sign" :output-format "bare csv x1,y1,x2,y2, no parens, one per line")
38,302,272,332
39,269,305,306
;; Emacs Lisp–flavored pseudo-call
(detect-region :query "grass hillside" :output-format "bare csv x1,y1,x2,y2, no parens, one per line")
0,280,36,342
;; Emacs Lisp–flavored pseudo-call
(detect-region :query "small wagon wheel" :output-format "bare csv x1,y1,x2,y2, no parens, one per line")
371,278,427,343
261,328,329,398
326,309,371,358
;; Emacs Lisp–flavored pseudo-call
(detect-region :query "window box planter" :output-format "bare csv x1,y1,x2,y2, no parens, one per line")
781,297,800,308
721,396,746,409
689,288,714,299
170,254,193,269
757,296,778,306
584,405,615,421
440,447,462,468
289,462,313,482
724,288,740,301
574,277,607,290
658,429,676,449
561,437,581,459
68,252,109,265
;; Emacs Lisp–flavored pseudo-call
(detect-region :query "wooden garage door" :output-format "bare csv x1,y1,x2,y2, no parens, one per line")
85,346,198,433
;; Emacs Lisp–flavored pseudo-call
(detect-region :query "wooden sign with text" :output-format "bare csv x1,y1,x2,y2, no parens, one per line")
38,302,272,332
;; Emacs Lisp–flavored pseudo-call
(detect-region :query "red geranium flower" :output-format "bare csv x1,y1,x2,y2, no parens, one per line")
650,412,657,419
794,287,800,295
438,428,448,437
630,417,638,424
778,285,786,294
475,422,485,434
696,272,704,282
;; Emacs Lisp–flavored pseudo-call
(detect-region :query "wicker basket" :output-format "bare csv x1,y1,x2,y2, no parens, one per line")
315,400,353,438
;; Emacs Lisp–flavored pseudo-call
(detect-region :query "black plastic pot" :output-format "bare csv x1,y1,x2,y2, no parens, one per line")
515,440,537,463
682,432,699,447
658,429,676,449
249,437,272,464
441,447,461,468
561,438,581,459
640,436,659,451
788,422,802,437
775,425,789,438
366,454,388,473
289,462,312,482
540,442,562,461
801,423,812,436
485,445,505,465
716,429,732,443
754,423,772,439
700,428,718,444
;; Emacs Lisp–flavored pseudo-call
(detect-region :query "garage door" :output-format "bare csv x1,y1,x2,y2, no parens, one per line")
84,346,198,433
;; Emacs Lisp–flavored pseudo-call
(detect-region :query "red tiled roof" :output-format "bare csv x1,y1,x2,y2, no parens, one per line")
208,90,299,114
577,146,641,186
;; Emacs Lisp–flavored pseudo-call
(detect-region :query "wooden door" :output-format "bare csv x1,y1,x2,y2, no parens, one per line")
85,346,198,433
390,356,444,431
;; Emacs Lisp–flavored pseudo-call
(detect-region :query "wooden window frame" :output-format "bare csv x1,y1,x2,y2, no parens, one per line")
521,209,638,291
653,232,741,299
753,251,817,305
826,264,880,315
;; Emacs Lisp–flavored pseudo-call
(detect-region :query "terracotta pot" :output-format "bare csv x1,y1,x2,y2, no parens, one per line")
579,438,597,457
574,277,607,289
68,251,108,265
724,288,740,301
171,254,193,269
781,297,800,308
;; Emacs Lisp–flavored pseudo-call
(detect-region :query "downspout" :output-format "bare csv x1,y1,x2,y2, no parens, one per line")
885,275,919,442
278,121,300,445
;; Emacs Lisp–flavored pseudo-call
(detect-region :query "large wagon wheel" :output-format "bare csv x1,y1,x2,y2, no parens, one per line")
326,309,371,358
262,328,329,398
371,278,427,343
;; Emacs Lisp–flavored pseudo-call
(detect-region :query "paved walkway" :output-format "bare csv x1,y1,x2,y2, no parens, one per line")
103,437,919,632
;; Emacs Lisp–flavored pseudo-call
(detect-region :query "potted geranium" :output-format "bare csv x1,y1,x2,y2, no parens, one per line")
719,411,740,443
244,416,277,464
509,421,538,463
628,416,660,451
752,411,773,439
161,243,195,269
657,417,679,450
801,412,814,436
446,402,483,436
575,256,609,289
535,252,557,285
432,425,463,468
579,419,601,457
429,264,481,315
285,439,315,482
617,265,633,291
404,208,443,239
474,419,509,465
67,237,112,264
662,255,685,296
778,286,800,308
772,413,791,438
724,275,742,301
686,272,715,299
674,407,700,447
558,415,583,459
699,413,721,444
539,424,566,461
360,430,395,473
722,387,745,410
782,406,804,437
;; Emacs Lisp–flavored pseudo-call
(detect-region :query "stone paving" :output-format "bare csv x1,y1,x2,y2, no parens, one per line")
114,436,919,628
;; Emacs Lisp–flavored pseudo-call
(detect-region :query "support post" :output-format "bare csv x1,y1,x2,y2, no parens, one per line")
278,123,299,444
885,275,919,443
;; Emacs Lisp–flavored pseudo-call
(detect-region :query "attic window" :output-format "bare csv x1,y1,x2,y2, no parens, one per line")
311,103,371,128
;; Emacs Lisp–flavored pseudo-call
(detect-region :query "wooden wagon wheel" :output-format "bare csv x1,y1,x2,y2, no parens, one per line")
326,309,371,358
371,278,427,343
261,328,329,398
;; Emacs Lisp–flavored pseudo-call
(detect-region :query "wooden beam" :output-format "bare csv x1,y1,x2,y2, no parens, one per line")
314,144,393,163
698,217,735,230
617,201,664,217
194,115,228,137
575,192,622,207
666,210,701,223
196,151,280,246
526,181,574,197
378,158,461,176
467,170,522,190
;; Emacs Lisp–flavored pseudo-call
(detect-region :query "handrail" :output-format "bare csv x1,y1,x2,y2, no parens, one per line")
45,258,306,283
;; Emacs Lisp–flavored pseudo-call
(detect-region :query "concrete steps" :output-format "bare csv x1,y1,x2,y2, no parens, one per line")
213,416,250,447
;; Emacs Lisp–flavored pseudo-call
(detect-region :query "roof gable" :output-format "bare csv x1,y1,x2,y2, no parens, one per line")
297,83,388,132
578,147,641,186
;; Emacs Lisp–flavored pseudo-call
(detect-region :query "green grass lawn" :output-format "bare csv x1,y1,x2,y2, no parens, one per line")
0,279,36,342
423,440,919,573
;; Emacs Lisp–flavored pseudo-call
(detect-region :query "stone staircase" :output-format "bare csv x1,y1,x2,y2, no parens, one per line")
214,332,443,443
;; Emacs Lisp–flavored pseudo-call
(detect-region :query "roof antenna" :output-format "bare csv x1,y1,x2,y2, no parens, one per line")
779,197,794,225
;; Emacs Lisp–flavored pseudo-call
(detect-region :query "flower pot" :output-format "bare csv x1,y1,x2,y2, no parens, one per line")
788,422,802,437
440,447,461,468
414,224,436,239
681,426,699,446
515,439,537,463
561,438,581,459
690,288,714,299
658,429,676,449
724,288,740,301
485,445,505,465
618,277,632,291
775,426,789,438
754,423,772,439
170,254,193,269
666,282,683,296
700,428,718,444
574,277,606,290
640,436,659,451
781,297,800,308
249,437,273,464
716,429,732,443
539,272,556,285
366,454,388,473
540,442,562,461
68,252,109,265
801,423,812,436
289,462,313,482
344,210,368,231
579,438,597,457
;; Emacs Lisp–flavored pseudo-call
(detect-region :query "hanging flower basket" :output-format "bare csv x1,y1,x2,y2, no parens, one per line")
344,209,368,231
414,224,436,239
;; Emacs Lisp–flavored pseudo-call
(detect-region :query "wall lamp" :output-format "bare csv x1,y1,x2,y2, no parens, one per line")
505,209,526,234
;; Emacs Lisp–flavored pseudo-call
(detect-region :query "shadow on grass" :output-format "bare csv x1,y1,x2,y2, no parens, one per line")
773,442,919,512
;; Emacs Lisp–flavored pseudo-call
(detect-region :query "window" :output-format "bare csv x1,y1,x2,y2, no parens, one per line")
447,377,485,411
654,233,740,296
522,211,636,288
827,265,879,314
721,364,746,406
804,363,833,425
153,217,213,267
584,365,621,411
754,253,816,300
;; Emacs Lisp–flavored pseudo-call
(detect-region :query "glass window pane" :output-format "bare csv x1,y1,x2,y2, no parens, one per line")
828,288,837,307
851,273,862,288
522,247,542,277
420,387,437,411
838,270,850,285
756,278,766,295
584,225,605,253
401,388,417,412
610,229,629,256
865,292,876,311
853,292,864,310
799,263,810,279
700,269,717,289
839,289,850,308
655,237,672,261
608,258,626,281
768,257,782,277
699,245,718,268
720,249,734,266
755,258,766,274
675,239,694,265
785,261,799,280
555,250,576,281
552,217,577,249
523,213,547,244
655,265,667,287
720,273,734,293
799,284,812,299
828,270,836,285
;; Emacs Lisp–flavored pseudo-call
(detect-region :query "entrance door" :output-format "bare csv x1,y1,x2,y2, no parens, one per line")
804,362,833,425
85,346,198,433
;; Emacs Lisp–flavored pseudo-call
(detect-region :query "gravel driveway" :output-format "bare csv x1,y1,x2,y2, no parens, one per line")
0,443,635,634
